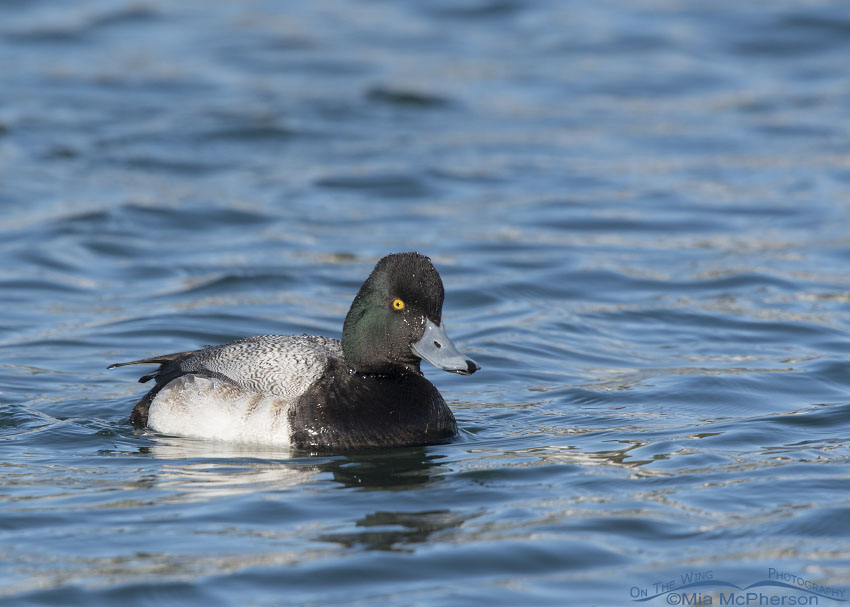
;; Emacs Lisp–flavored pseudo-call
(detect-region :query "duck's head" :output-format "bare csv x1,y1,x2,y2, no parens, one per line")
342,252,480,376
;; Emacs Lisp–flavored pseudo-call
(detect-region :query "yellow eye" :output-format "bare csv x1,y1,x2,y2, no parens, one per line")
392,298,405,310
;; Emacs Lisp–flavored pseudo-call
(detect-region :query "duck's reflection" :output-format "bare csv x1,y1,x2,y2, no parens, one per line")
138,436,471,551
131,435,313,502
315,446,448,490
141,436,450,490
317,508,468,552
313,448,474,551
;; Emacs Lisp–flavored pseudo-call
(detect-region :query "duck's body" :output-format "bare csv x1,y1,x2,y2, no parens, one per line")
110,253,478,451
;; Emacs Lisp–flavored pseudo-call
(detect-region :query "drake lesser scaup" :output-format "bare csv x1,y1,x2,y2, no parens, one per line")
109,252,479,451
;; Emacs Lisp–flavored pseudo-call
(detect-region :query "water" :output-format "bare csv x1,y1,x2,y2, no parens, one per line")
2,1,850,605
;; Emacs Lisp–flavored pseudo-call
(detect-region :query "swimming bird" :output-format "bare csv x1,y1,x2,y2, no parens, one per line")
109,252,480,451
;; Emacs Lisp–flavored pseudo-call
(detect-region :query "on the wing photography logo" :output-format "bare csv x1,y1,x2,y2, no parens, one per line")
629,568,847,605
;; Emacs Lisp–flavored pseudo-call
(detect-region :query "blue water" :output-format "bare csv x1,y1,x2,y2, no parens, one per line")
2,1,850,605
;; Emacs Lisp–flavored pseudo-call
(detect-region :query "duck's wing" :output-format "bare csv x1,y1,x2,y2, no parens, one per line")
110,335,343,395
110,335,343,426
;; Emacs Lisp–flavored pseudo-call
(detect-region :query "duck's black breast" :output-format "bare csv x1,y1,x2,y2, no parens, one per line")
289,358,457,451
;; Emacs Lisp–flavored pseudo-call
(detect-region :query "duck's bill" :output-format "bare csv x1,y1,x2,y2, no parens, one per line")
411,319,480,375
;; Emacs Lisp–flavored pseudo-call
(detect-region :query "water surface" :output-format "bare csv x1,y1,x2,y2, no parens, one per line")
2,1,850,605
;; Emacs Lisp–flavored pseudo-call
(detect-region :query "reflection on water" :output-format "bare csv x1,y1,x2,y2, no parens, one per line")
124,438,457,542
144,434,293,461
142,437,450,492
319,510,471,552
317,447,449,491
315,449,469,551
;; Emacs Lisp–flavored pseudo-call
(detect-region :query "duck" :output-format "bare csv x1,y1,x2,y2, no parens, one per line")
109,252,480,451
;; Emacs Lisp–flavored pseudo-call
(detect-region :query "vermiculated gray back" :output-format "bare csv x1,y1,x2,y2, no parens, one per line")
178,334,342,397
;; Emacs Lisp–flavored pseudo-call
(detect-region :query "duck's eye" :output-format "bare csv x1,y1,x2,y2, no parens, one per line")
392,298,405,311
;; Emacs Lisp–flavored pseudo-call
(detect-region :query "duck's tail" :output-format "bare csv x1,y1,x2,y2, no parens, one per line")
108,349,203,425
108,350,200,383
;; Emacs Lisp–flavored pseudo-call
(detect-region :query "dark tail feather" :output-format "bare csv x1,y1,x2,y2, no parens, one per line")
107,350,198,370
109,350,201,384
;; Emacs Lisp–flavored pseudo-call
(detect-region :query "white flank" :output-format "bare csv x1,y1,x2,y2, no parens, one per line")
148,375,293,447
